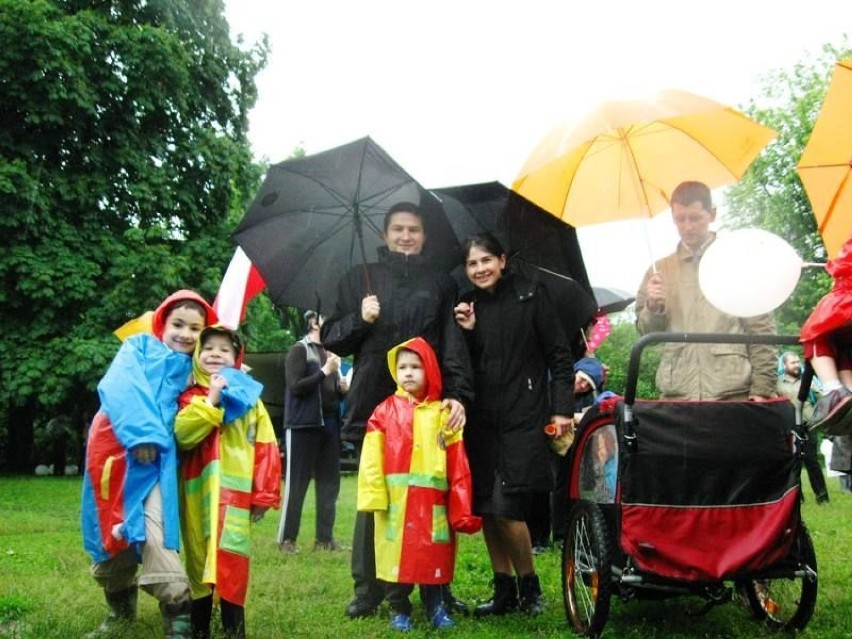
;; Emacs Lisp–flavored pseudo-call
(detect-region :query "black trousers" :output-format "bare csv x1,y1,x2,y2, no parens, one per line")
550,450,572,543
383,582,444,616
803,434,829,500
351,510,385,604
277,416,341,544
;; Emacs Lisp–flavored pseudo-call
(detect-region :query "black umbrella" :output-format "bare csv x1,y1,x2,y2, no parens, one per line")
432,181,598,356
233,137,462,313
592,285,636,314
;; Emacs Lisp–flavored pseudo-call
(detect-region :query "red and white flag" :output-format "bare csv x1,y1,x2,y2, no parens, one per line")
214,247,266,328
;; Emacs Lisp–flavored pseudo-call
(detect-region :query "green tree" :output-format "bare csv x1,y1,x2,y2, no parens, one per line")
595,314,660,400
0,0,268,471
724,41,851,335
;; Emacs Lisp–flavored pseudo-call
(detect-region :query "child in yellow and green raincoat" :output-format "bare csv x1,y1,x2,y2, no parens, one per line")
357,337,481,632
175,325,281,638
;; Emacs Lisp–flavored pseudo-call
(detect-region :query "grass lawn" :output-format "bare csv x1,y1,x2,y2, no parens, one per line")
0,472,850,638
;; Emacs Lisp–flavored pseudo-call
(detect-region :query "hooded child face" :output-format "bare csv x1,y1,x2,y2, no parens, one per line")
152,290,218,354
387,336,443,402
192,325,244,387
199,334,238,374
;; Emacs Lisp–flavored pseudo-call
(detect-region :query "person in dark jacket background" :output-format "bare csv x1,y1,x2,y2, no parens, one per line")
454,232,575,616
276,310,348,554
321,202,474,620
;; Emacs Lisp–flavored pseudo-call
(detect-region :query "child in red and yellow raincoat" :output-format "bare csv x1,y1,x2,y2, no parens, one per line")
175,326,281,638
801,235,852,436
357,337,480,632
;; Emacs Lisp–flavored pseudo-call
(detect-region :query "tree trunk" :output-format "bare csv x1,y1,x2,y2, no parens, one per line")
5,399,36,473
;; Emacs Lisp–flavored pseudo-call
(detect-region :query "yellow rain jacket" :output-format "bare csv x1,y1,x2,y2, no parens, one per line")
175,332,281,606
357,337,480,584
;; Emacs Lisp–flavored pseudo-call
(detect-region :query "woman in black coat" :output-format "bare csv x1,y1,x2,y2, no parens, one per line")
454,232,575,616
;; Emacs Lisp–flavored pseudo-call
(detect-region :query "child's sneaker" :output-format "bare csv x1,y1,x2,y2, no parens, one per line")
430,604,455,629
390,613,413,632
810,387,852,435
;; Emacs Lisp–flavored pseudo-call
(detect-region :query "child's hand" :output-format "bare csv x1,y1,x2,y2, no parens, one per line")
250,506,269,523
210,373,228,392
208,373,228,406
131,444,158,464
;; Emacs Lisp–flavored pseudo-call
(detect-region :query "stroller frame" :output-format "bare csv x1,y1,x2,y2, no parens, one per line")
561,332,818,637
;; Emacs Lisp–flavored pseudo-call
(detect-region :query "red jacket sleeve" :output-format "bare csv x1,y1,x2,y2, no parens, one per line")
446,439,481,534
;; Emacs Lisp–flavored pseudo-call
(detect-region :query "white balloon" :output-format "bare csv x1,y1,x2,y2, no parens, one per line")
698,229,802,317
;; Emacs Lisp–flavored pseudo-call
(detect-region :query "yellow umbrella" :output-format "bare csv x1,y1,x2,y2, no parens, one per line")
512,89,777,227
797,58,852,259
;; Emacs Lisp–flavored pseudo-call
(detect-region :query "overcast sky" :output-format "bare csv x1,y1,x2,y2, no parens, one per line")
223,0,848,292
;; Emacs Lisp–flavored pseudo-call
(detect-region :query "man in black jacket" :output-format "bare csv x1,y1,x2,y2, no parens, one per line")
321,202,473,620
277,310,348,553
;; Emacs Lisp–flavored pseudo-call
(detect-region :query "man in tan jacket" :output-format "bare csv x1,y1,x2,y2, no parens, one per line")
635,181,776,400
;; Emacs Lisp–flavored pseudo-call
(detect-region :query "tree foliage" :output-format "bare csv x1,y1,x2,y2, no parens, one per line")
595,314,660,400
723,40,851,335
0,0,268,470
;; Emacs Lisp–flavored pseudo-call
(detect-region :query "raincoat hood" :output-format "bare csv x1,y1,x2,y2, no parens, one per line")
387,337,442,402
574,356,605,393
151,290,217,341
190,325,259,423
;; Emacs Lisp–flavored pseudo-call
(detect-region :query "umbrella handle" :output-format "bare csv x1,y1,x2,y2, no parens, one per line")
360,262,373,296
354,212,373,295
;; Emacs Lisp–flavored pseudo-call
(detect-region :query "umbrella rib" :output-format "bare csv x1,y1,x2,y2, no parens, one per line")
247,210,367,300
621,126,658,216
277,164,415,218
652,120,740,182
819,169,852,232
280,166,359,215
559,139,597,219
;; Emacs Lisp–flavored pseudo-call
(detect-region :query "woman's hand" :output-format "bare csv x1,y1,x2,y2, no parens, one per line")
453,302,475,330
549,415,574,438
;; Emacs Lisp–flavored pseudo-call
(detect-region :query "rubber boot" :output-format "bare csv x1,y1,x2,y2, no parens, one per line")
221,599,246,639
190,595,213,639
160,600,192,639
518,573,544,615
473,573,518,617
84,585,138,638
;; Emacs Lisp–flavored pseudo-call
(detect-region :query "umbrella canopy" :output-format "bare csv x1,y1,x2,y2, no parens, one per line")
512,89,778,226
592,285,636,314
233,137,461,312
797,58,852,259
432,181,597,356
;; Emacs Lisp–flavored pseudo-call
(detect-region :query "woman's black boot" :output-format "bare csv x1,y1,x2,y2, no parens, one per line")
518,573,544,615
473,572,518,617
